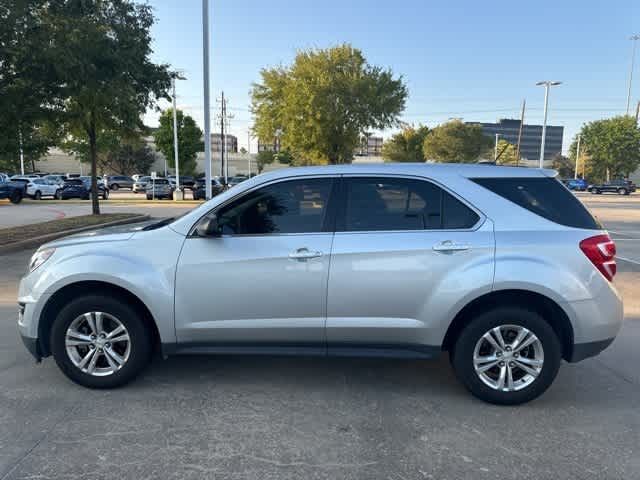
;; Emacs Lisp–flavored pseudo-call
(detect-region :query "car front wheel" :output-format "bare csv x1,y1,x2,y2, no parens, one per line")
451,307,561,405
9,190,22,204
50,294,152,388
617,188,628,195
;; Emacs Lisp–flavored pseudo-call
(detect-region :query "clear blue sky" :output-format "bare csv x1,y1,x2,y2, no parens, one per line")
146,0,639,154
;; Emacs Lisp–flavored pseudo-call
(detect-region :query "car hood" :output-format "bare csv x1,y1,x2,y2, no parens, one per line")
43,219,158,249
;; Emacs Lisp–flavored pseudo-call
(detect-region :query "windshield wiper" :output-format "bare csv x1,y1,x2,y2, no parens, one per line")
142,217,175,231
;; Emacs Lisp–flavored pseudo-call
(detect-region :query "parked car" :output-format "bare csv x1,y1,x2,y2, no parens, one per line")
8,177,30,194
105,175,134,190
0,176,24,203
192,177,225,200
132,176,152,193
17,164,623,405
44,174,67,186
26,178,61,200
145,178,174,199
80,176,110,199
65,173,81,180
565,178,589,191
55,179,91,200
168,175,196,190
588,179,637,195
227,175,249,187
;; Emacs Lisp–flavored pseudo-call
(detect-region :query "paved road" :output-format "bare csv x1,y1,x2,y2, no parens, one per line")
0,200,639,479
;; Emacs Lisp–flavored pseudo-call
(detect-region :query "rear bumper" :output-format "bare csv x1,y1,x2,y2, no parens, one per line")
568,338,615,362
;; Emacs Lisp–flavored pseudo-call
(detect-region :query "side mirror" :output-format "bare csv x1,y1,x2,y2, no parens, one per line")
195,214,220,237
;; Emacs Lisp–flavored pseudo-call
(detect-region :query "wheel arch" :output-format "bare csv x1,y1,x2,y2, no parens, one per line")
37,281,160,358
442,289,574,361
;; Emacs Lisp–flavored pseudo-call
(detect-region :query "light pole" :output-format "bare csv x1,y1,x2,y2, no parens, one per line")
536,81,562,168
202,0,212,200
494,133,501,162
574,134,581,179
171,76,182,200
247,131,251,176
627,35,640,115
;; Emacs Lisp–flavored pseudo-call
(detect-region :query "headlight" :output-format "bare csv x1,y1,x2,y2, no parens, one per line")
29,248,55,273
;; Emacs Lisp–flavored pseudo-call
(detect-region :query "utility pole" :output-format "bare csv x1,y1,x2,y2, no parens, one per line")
18,126,25,175
636,100,640,123
494,133,501,162
536,81,562,168
247,131,251,176
574,134,581,179
515,99,526,166
627,35,640,115
172,76,182,200
202,0,212,200
220,91,226,183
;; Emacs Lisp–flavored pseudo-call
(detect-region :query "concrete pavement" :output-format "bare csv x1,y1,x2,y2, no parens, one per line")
0,198,639,479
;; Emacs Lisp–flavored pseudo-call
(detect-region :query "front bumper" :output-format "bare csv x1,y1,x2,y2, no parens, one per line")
20,333,42,362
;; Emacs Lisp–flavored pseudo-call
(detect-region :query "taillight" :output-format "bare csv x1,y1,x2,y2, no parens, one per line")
579,234,616,281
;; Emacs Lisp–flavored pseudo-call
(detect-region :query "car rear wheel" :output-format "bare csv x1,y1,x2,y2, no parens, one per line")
451,307,561,405
617,188,628,195
34,190,42,200
9,190,22,204
50,295,152,388
111,184,119,190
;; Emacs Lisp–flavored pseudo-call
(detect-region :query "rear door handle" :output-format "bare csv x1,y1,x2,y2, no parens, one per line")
289,248,323,261
433,240,471,252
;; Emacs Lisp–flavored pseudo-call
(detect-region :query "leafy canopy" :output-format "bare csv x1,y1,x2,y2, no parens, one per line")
48,0,172,212
251,44,407,165
382,125,429,162
493,139,518,165
154,109,203,176
423,121,493,163
572,116,640,182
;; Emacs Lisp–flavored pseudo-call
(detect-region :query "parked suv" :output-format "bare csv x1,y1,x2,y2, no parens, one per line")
588,179,636,195
145,178,174,199
105,175,134,190
17,164,623,404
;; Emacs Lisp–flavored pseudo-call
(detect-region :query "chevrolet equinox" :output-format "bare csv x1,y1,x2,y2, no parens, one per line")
18,164,623,404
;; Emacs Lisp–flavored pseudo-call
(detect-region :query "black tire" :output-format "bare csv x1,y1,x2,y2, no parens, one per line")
50,294,152,389
146,195,152,200
9,190,22,204
34,190,42,200
617,188,628,195
111,184,119,191
451,307,561,405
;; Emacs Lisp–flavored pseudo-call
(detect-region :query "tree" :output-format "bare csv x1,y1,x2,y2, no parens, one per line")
423,121,493,163
255,150,275,173
382,125,429,162
48,1,171,214
251,44,407,165
571,117,640,183
154,109,203,176
493,139,518,165
0,1,61,172
551,154,574,178
106,142,156,175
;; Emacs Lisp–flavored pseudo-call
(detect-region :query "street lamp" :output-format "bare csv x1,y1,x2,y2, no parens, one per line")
536,81,562,168
627,35,640,115
202,0,212,200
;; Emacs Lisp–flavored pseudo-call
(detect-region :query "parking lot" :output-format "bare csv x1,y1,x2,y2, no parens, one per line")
0,194,639,479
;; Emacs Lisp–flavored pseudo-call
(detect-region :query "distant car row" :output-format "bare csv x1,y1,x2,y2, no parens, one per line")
1,171,255,204
563,178,637,195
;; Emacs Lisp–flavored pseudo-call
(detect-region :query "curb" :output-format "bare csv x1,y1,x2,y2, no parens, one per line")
1,215,151,254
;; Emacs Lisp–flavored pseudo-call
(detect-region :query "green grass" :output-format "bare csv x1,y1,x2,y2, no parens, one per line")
0,213,143,246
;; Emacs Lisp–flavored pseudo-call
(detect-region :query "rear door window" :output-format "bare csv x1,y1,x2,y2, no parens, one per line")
340,177,480,231
472,177,600,229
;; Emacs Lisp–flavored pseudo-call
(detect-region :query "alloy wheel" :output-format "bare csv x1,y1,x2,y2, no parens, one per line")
472,324,544,392
65,312,131,376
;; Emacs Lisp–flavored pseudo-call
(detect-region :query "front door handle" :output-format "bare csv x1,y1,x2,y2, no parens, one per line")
433,240,471,252
289,248,323,261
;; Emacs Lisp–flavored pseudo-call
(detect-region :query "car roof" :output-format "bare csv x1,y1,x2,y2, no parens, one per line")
249,163,557,181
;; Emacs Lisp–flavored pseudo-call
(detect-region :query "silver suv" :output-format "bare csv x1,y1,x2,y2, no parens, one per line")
18,164,623,404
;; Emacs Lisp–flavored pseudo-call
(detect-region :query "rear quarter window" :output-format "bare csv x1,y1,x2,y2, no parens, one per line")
472,177,600,230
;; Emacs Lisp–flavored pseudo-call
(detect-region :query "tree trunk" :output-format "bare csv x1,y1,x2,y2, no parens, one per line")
87,115,100,215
